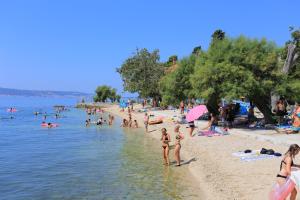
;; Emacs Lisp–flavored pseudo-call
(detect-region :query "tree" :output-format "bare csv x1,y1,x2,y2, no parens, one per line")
192,46,201,55
211,29,225,41
117,48,165,99
276,27,300,103
192,34,281,123
94,85,118,102
160,55,196,106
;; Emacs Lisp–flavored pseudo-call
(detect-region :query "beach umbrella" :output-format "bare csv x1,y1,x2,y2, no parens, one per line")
186,105,208,122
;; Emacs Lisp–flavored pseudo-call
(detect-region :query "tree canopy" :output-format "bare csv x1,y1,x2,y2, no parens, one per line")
94,85,119,102
118,28,299,124
117,48,165,98
160,55,196,106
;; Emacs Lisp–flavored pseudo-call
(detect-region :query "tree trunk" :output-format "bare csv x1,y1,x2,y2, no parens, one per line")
272,43,298,110
282,44,297,73
206,94,220,115
251,95,276,124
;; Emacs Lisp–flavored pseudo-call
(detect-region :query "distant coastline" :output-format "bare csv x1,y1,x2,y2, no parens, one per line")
0,87,92,98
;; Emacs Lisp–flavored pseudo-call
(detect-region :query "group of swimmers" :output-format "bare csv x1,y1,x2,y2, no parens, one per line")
85,112,114,127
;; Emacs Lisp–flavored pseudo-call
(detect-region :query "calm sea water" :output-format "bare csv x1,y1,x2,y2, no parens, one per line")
0,96,201,200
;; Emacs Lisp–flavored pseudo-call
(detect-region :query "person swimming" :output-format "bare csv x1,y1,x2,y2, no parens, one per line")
47,123,53,128
97,117,103,125
161,128,170,166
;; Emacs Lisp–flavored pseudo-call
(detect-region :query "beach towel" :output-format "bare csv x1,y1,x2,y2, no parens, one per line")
198,130,221,137
276,125,300,131
232,150,280,162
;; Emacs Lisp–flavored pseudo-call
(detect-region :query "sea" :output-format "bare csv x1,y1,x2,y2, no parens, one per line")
0,96,201,200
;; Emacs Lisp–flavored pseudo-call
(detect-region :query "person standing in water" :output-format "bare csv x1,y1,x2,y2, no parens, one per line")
144,113,149,132
133,120,139,128
174,125,183,166
161,128,170,166
275,144,300,200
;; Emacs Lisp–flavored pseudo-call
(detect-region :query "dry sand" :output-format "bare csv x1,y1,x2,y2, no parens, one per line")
102,104,300,200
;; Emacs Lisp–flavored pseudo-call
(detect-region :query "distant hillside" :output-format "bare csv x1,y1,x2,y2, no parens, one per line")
0,87,92,98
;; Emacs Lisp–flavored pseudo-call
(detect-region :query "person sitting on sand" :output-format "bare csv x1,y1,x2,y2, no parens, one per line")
247,107,257,125
161,128,170,166
286,105,300,134
174,125,183,166
133,120,139,128
144,113,149,132
202,113,218,131
275,144,300,200
275,100,287,125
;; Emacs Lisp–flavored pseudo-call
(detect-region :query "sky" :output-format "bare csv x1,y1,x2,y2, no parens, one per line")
0,0,299,94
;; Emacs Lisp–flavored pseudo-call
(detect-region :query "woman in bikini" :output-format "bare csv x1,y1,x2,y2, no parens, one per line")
161,128,170,166
174,125,183,166
276,144,300,200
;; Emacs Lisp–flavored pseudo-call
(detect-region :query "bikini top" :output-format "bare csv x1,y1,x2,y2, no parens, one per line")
280,159,294,171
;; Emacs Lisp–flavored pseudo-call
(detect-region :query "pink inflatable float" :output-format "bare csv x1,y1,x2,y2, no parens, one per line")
41,123,59,128
7,108,17,112
269,178,295,200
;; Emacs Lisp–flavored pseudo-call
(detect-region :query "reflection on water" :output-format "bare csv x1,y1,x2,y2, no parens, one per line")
0,99,201,200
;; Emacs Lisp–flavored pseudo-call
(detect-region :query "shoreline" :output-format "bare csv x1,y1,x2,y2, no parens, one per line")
102,104,298,200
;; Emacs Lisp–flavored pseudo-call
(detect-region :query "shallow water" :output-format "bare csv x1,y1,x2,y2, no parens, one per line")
0,97,201,199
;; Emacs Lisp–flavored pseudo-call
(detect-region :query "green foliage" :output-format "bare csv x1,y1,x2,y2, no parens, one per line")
160,55,196,106
192,46,201,55
191,34,281,120
94,85,118,102
278,27,300,102
117,48,165,98
211,29,225,42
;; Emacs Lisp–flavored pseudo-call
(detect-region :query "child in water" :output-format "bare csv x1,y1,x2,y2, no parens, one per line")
133,120,138,128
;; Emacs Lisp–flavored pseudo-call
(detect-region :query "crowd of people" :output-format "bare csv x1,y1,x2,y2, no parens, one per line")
84,108,115,127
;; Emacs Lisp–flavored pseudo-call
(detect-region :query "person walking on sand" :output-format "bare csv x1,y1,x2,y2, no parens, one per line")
180,101,185,114
188,121,195,137
275,144,300,200
174,125,183,166
144,113,149,132
161,128,170,166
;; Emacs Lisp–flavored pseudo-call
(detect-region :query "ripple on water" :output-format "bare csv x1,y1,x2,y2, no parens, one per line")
0,107,202,200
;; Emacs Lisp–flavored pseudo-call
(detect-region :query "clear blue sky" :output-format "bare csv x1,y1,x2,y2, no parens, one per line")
0,0,299,94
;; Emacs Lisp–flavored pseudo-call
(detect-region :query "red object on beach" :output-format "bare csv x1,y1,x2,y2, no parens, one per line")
186,105,208,122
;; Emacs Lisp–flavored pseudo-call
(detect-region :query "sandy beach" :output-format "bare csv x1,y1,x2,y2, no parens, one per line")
103,103,300,200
